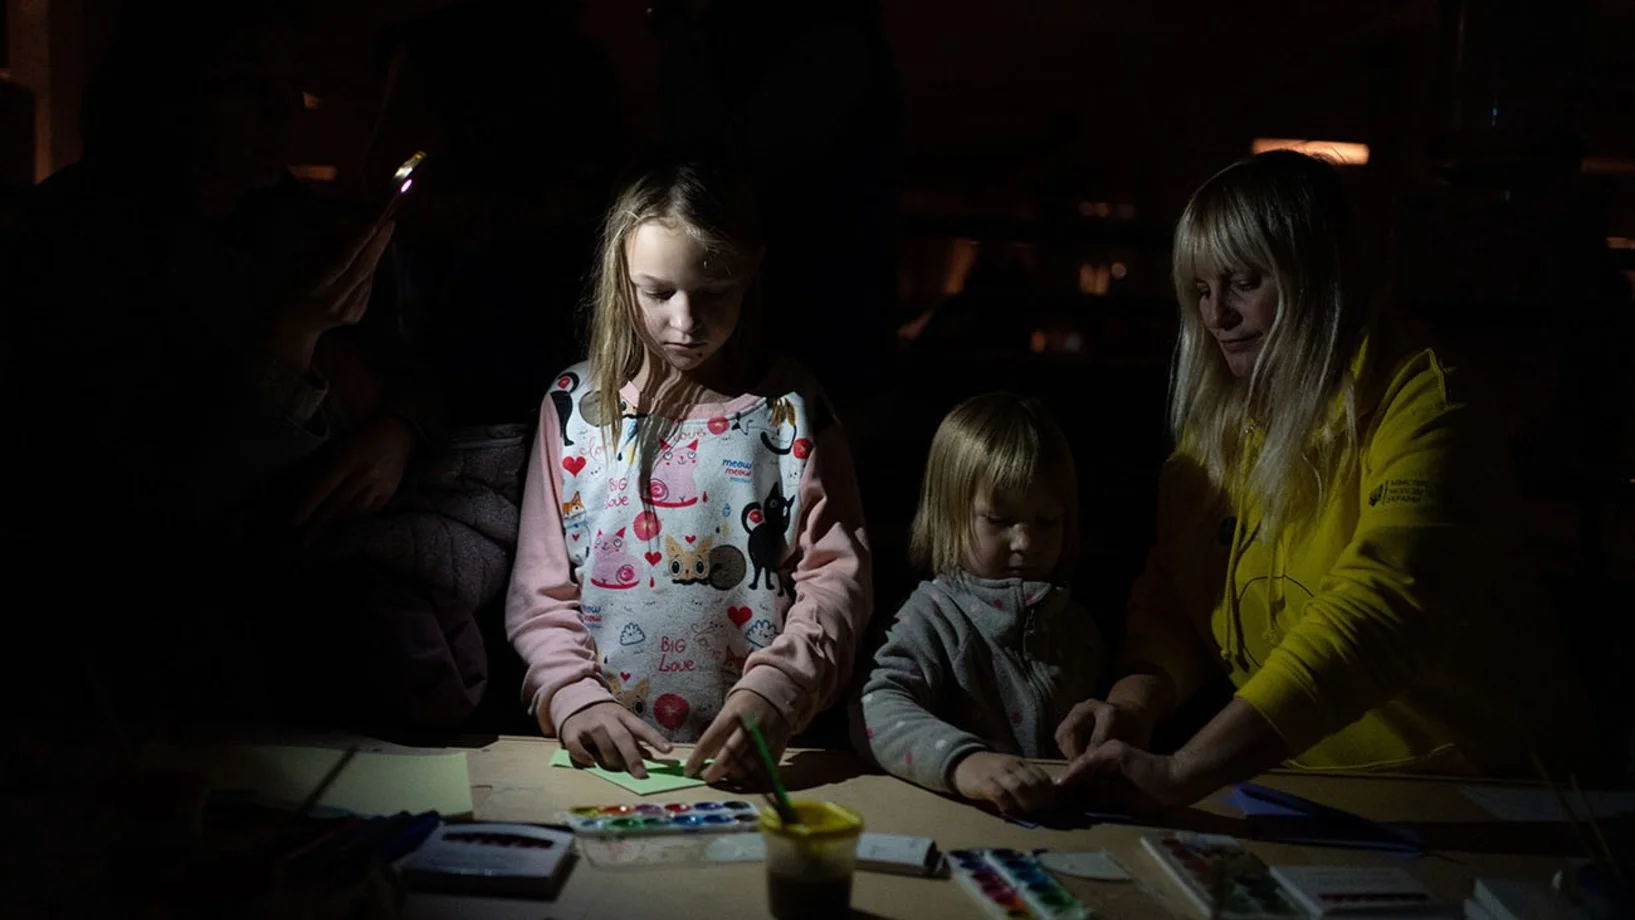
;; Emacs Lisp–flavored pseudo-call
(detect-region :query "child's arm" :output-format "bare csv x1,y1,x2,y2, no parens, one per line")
735,422,873,734
504,396,615,735
858,590,988,794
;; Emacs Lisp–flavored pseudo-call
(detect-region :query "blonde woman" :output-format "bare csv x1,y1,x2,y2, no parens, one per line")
1055,151,1591,804
506,161,872,781
860,393,1102,815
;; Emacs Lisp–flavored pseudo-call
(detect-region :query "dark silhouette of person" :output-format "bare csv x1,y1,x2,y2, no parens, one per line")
0,0,478,736
370,0,627,427
648,0,902,425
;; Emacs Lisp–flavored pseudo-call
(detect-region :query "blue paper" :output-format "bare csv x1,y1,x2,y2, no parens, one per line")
1220,785,1305,817
1225,783,1424,856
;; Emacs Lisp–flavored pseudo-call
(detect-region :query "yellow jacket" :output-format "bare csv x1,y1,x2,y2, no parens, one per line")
1125,329,1591,774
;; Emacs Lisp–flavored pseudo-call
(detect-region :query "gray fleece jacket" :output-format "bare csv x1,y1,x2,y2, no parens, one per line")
858,572,1103,794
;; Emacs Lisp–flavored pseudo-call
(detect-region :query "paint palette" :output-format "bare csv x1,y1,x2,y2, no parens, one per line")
947,847,1094,919
557,800,763,837
1139,833,1301,920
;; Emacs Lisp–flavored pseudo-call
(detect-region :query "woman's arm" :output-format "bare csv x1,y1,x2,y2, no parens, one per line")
1057,698,1289,805
1234,356,1482,757
1059,456,1221,756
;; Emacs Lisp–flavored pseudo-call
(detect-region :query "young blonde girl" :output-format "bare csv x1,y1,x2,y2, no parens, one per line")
506,161,872,781
858,393,1102,814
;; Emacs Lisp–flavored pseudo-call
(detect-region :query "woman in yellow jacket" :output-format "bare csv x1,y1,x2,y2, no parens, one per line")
1055,150,1592,805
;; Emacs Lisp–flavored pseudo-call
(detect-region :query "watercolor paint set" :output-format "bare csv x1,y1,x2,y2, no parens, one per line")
557,800,763,837
1140,832,1302,920
948,847,1095,919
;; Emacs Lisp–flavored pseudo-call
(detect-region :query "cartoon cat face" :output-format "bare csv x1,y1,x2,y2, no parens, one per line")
595,529,626,554
663,535,714,585
658,440,699,467
562,491,585,516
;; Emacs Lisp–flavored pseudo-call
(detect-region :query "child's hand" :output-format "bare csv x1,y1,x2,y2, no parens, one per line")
951,752,1056,814
556,701,673,779
686,690,789,783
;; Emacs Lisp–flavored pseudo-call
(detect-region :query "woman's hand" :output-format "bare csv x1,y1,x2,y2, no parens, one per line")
1055,698,1160,761
951,752,1056,815
686,690,789,784
293,414,415,542
1056,699,1292,810
265,220,394,373
1053,740,1202,808
1055,671,1175,759
556,701,674,779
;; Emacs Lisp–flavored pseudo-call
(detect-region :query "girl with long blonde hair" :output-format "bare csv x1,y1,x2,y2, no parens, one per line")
506,161,872,781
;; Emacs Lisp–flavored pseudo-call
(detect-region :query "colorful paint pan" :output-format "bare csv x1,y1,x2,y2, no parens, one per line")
948,848,1094,919
558,801,763,838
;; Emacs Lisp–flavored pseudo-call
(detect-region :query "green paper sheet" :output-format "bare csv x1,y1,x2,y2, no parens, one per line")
549,747,710,795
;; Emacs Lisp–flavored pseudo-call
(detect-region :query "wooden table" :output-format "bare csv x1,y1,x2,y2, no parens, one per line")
399,735,1596,920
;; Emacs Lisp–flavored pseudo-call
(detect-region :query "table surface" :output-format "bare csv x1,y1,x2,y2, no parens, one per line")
392,735,1605,920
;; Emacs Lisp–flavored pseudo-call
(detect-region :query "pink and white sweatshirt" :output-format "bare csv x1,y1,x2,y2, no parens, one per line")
505,359,873,742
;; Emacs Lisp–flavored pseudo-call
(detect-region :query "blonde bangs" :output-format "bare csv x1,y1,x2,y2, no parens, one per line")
1172,182,1274,303
1167,151,1364,536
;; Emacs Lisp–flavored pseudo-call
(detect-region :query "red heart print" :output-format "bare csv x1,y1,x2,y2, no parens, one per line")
562,456,586,475
620,672,631,681
727,606,752,627
684,535,696,544
645,551,662,566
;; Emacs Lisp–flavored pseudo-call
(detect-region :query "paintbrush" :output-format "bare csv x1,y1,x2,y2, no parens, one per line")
1569,773,1625,890
297,747,359,818
737,715,798,826
1529,750,1606,882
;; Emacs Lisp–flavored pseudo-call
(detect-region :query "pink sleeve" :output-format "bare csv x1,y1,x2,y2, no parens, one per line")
503,396,615,735
735,423,873,732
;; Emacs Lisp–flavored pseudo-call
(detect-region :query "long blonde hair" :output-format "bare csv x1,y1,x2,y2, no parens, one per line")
1169,150,1366,536
584,161,764,460
910,393,1080,582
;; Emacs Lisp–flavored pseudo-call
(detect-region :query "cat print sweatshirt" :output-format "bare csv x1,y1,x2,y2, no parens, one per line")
506,359,873,743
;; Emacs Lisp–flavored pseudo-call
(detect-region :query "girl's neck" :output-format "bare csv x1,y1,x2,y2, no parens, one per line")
633,350,764,405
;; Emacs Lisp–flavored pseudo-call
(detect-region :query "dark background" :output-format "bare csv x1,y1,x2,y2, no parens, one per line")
2,0,1632,755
